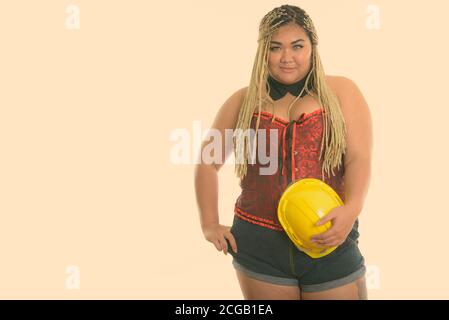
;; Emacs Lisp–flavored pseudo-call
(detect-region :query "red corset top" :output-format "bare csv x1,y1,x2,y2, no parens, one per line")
234,108,346,231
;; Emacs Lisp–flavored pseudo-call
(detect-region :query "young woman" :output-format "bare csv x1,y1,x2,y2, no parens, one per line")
194,4,372,300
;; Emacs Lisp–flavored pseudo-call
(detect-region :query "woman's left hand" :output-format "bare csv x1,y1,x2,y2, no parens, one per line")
310,205,359,248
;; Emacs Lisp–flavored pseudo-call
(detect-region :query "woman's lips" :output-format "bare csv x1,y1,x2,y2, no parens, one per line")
280,67,296,73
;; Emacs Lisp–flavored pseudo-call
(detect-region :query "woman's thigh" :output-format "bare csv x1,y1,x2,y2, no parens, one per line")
235,269,301,300
300,275,367,300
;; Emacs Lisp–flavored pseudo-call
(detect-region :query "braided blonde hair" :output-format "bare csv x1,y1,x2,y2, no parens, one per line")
233,4,347,181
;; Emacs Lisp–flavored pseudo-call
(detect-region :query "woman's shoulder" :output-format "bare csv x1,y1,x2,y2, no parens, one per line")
325,75,357,93
325,75,364,96
325,75,370,121
211,86,248,131
236,86,249,98
226,86,248,107
226,86,248,114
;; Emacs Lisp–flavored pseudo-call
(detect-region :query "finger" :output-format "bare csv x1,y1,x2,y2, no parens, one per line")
316,237,341,247
314,235,338,244
327,241,341,247
320,238,342,247
315,240,334,248
218,237,228,255
223,232,238,253
311,229,335,241
316,216,332,227
314,241,334,248
312,242,327,248
313,239,328,246
316,211,336,226
212,239,222,251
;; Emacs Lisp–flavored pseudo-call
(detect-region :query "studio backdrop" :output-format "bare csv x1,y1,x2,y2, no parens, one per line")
0,0,447,299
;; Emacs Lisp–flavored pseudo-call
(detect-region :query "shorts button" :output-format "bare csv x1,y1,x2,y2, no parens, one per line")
294,151,298,155
295,168,298,172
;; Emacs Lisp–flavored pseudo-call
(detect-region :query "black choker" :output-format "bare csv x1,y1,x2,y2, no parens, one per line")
266,74,308,101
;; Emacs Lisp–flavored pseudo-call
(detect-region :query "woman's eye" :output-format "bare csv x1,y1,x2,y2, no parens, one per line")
270,45,303,51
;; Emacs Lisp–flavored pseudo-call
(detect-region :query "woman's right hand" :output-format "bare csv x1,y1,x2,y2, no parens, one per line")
202,223,238,255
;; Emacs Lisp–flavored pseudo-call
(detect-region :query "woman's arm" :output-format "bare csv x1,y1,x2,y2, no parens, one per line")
194,86,247,253
311,77,373,247
337,77,373,216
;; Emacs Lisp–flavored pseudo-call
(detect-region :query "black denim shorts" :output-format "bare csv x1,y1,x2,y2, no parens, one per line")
227,215,366,293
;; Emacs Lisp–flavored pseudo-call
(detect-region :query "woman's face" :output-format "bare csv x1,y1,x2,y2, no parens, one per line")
268,22,313,85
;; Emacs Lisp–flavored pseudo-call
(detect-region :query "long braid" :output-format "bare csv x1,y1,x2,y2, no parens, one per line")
234,5,346,181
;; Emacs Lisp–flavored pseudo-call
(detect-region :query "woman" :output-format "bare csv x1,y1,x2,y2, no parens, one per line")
194,4,372,300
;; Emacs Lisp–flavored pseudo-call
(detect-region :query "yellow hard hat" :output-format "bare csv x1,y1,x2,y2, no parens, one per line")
277,178,344,258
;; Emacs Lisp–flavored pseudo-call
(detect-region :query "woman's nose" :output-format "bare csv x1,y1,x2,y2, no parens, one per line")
280,49,293,61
